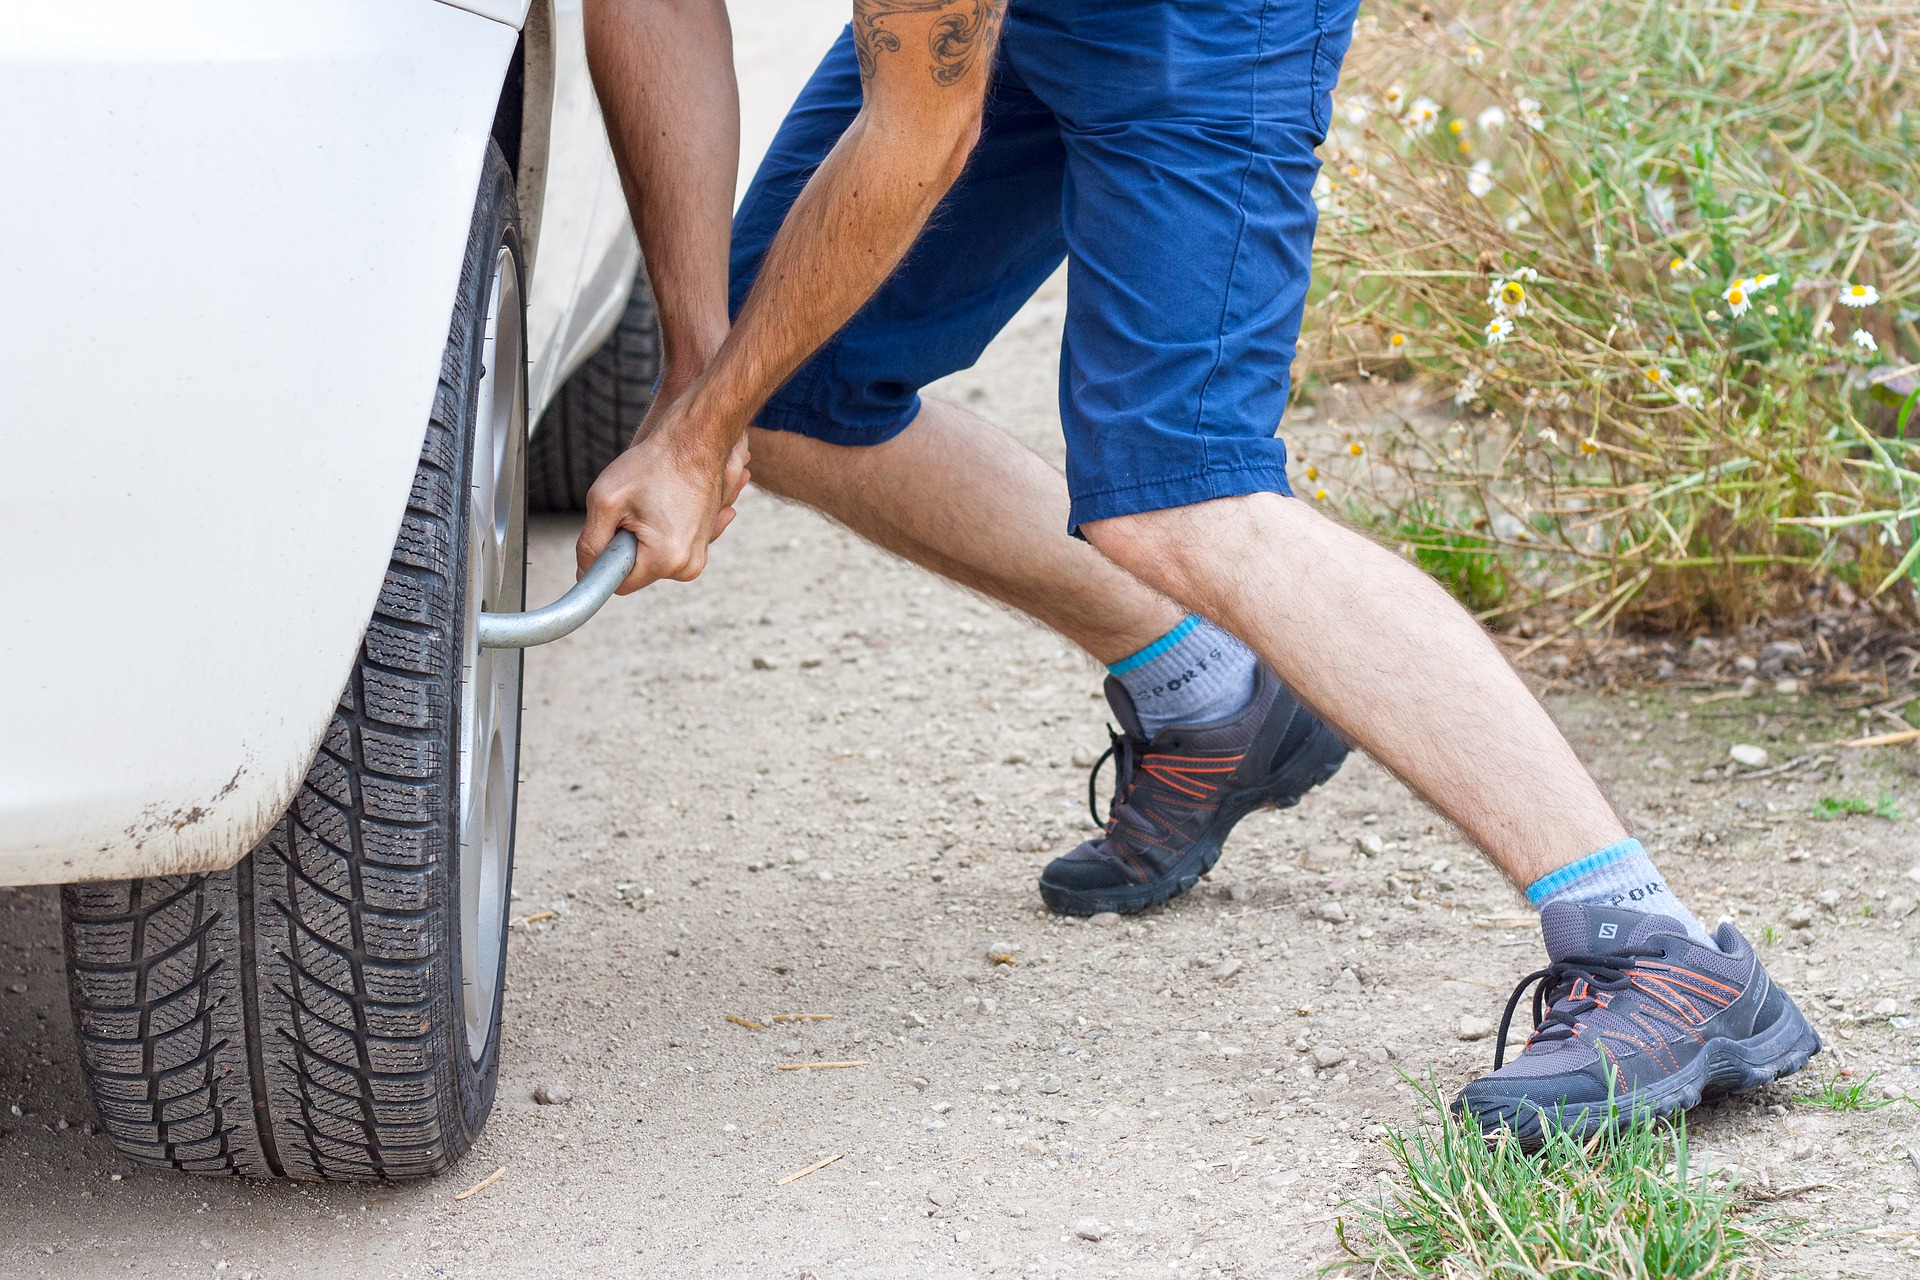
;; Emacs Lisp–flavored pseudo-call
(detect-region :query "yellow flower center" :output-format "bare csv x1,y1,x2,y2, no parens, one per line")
1313,488,1329,501
1669,257,1685,272
1449,119,1465,134
1849,286,1867,298
1348,442,1365,457
1728,289,1745,306
1389,333,1406,347
1644,368,1663,383
1305,465,1319,481
1501,282,1525,306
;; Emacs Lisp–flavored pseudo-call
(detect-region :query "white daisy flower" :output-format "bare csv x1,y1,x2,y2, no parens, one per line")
1485,316,1516,344
1311,171,1339,212
1467,159,1495,198
1673,384,1704,408
1383,83,1406,112
1749,272,1780,292
1476,105,1508,131
1341,96,1372,126
1487,277,1531,317
1516,97,1545,131
1852,328,1878,352
1401,97,1441,135
1453,369,1483,405
1838,283,1880,308
1721,280,1752,317
1501,208,1533,232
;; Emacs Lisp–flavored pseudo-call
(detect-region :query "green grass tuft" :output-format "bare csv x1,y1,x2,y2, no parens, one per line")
1336,1078,1765,1279
1791,1071,1911,1113
1811,793,1903,821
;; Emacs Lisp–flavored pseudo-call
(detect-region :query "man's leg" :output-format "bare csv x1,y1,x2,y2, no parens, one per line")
726,25,1348,915
747,398,1178,665
1083,494,1619,887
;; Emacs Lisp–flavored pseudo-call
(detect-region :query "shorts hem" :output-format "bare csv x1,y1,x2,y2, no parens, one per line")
752,395,923,449
1068,464,1294,535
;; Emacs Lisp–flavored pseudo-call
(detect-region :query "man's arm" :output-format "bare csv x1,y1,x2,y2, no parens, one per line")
579,0,1007,593
584,0,738,395
581,0,748,561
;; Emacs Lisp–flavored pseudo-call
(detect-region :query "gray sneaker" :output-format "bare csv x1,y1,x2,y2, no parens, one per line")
1037,666,1347,916
1456,902,1821,1144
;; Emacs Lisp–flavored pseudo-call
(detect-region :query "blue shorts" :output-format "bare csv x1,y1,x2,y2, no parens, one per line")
729,0,1359,532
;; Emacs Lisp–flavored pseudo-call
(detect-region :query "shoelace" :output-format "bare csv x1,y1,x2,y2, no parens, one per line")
1086,725,1142,831
1491,946,1664,1070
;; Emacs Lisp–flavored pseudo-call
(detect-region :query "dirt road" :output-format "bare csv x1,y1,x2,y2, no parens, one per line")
6,6,1920,1277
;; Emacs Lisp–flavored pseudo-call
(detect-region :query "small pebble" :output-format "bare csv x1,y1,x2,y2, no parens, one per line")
1303,844,1345,872
1226,882,1252,902
1786,907,1813,929
1310,1045,1346,1069
1729,743,1769,768
1074,1218,1104,1241
751,656,777,671
1037,1074,1063,1095
1213,959,1243,982
1457,1016,1495,1041
1087,912,1122,928
1314,900,1347,924
533,1082,572,1106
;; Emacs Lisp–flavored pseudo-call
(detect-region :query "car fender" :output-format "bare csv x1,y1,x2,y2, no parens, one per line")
0,2,527,885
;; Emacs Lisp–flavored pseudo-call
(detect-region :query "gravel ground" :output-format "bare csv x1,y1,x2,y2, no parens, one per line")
6,8,1920,1277
6,268,1919,1279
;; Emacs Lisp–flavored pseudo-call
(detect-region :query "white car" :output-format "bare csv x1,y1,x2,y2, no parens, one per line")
1,0,653,1179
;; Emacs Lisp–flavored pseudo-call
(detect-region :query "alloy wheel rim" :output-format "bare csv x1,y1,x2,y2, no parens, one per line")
458,244,526,1062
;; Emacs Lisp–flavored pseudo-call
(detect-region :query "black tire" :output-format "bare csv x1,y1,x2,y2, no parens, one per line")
59,144,528,1181
524,257,659,511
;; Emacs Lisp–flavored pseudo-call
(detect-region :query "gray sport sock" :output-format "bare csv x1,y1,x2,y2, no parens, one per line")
1526,838,1717,949
1106,615,1257,738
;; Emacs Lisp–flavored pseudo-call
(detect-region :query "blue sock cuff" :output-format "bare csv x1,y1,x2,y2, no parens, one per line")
1107,615,1201,676
1526,839,1645,906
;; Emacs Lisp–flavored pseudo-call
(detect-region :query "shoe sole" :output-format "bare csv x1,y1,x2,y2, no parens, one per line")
1460,995,1823,1145
1037,721,1348,917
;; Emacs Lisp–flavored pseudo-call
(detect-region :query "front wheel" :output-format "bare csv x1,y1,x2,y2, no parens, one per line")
60,143,527,1180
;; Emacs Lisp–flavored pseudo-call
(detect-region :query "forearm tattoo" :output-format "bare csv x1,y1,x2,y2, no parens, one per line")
852,0,1007,85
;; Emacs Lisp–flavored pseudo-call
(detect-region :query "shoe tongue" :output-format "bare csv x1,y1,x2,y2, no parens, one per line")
1102,675,1147,741
1539,901,1687,961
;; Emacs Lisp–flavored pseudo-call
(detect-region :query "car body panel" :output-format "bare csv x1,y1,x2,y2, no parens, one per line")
0,0,633,886
524,0,642,417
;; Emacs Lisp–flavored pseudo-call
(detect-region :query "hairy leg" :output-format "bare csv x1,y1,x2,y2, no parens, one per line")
747,399,1182,664
1083,493,1626,887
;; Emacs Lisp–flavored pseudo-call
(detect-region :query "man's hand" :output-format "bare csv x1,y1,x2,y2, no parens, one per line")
576,401,752,594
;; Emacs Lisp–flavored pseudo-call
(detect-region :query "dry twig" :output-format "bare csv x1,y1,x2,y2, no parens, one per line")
775,1152,846,1186
453,1165,508,1201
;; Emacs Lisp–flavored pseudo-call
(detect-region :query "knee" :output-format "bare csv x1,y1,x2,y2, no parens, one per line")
1079,513,1156,575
